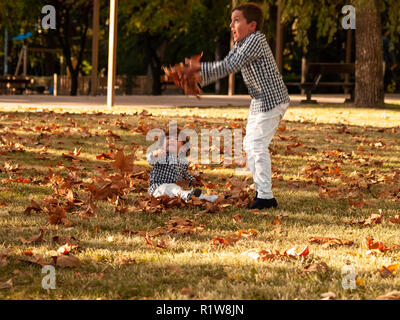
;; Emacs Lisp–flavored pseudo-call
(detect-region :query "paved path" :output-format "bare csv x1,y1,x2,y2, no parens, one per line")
0,94,399,111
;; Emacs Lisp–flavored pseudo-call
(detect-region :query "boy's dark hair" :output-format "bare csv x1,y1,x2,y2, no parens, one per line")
232,2,264,31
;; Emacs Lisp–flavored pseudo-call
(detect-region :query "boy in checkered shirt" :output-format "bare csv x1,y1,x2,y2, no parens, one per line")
185,2,290,210
147,132,218,203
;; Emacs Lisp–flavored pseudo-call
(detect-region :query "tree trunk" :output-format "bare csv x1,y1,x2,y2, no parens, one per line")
144,35,168,95
70,72,78,96
151,62,162,95
354,0,384,108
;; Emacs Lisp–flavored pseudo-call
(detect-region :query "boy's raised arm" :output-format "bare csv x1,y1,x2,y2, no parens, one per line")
200,33,262,86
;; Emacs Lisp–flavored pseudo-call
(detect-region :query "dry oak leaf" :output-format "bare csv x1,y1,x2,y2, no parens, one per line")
213,234,241,246
213,229,258,246
345,213,382,226
52,255,81,268
144,235,169,249
18,228,45,244
19,255,52,267
379,264,399,278
164,216,206,235
309,236,353,248
362,237,400,253
241,246,309,262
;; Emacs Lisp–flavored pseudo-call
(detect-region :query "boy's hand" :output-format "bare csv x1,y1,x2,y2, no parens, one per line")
184,57,201,73
162,53,203,98
153,149,166,158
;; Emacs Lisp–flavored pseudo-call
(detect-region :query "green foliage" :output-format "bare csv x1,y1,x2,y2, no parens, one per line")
121,0,196,38
382,0,400,45
282,0,400,52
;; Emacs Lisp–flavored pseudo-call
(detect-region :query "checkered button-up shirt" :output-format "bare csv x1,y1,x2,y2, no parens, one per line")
147,152,195,194
200,31,290,115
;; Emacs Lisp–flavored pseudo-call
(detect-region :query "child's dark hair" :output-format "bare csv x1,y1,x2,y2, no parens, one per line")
232,2,264,31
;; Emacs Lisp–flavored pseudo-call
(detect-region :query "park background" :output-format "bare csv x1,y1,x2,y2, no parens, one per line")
0,0,399,103
0,0,400,301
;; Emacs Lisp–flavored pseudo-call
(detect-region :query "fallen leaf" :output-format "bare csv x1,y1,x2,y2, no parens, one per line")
52,255,81,268
309,236,353,247
144,235,169,249
23,200,42,215
362,237,400,253
379,264,399,277
232,214,242,223
241,246,309,262
20,255,51,267
270,218,282,225
375,291,400,300
52,236,78,245
389,215,400,224
18,229,45,244
57,243,80,255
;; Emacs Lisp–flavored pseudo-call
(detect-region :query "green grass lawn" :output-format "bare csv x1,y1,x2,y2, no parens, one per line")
0,103,399,300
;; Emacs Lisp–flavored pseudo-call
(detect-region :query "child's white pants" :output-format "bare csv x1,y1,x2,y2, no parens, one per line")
243,103,289,200
151,183,218,202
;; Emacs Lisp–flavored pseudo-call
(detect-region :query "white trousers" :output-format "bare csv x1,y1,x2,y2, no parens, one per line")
243,103,289,199
151,183,218,202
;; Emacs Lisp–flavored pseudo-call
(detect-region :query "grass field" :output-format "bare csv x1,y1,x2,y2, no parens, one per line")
0,103,399,300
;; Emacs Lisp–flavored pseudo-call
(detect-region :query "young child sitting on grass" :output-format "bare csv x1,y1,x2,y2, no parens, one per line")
184,2,290,210
147,132,219,203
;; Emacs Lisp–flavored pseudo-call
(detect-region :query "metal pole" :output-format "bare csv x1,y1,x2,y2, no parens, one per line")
91,0,100,96
4,28,8,75
15,46,24,76
301,55,306,95
23,45,28,76
107,0,118,108
228,0,236,96
53,73,58,96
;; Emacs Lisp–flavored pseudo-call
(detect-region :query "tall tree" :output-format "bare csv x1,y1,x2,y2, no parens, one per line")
353,0,384,108
282,0,400,107
121,0,197,95
51,0,92,96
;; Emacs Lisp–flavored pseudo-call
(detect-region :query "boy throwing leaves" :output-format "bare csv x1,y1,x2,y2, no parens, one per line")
181,3,290,210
